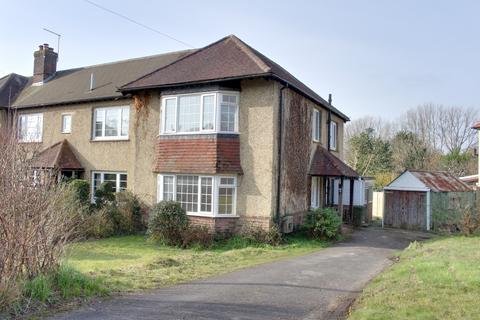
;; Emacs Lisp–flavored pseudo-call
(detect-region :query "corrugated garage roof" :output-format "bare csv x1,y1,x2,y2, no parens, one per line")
409,170,472,192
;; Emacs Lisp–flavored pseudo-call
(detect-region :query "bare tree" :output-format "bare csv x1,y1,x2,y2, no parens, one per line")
0,132,80,309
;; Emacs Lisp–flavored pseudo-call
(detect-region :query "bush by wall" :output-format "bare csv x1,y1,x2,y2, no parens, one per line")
302,207,342,240
148,201,189,246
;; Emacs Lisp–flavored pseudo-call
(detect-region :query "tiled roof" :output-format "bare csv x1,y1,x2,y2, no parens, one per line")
409,170,472,192
121,35,349,121
0,73,29,108
309,146,359,177
31,139,83,170
154,135,243,174
11,49,194,109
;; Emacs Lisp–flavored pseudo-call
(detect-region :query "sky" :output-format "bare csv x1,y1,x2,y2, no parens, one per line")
1,0,479,120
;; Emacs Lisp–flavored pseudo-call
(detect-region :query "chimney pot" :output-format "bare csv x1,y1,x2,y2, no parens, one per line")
33,43,58,84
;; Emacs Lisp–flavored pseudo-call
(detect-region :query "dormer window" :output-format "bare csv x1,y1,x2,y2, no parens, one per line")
161,92,239,134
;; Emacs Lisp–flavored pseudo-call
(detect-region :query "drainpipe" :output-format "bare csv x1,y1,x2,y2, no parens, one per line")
327,94,332,151
275,84,287,226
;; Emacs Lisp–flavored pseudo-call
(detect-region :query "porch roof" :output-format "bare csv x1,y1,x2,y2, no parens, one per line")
31,139,83,170
309,146,359,178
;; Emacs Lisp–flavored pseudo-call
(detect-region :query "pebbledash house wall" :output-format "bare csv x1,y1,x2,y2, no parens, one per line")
276,88,345,227
156,78,278,233
0,109,6,132
16,97,160,205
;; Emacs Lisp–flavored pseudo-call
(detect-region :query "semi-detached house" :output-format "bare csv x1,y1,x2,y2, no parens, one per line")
0,35,359,234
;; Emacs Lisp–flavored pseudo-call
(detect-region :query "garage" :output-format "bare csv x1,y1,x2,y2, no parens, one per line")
383,170,474,231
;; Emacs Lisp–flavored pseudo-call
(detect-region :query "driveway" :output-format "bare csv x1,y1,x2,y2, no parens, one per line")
50,227,430,320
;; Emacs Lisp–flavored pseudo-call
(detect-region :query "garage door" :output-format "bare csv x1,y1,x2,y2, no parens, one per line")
384,190,426,230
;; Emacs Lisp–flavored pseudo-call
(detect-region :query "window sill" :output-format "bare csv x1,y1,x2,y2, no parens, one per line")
90,138,130,142
187,213,239,218
159,132,239,137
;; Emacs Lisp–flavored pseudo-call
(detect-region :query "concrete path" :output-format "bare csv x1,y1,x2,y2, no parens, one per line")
50,227,430,320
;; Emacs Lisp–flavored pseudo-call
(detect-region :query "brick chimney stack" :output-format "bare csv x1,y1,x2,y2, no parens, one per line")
33,43,58,84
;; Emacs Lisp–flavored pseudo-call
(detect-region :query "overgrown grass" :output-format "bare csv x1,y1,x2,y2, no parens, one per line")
349,236,480,320
2,265,108,318
65,233,328,291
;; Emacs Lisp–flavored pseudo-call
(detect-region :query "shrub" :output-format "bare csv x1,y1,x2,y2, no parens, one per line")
460,208,479,236
236,224,283,246
148,201,189,246
80,207,115,239
94,182,115,208
303,208,342,240
67,179,91,210
180,225,213,248
116,191,148,234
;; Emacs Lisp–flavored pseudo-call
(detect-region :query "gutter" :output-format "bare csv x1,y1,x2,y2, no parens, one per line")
275,84,287,226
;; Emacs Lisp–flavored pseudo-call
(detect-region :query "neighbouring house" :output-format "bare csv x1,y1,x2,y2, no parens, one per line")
1,35,358,235
383,170,475,231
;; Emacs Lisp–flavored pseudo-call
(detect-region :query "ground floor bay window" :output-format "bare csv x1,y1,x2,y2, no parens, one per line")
157,174,237,216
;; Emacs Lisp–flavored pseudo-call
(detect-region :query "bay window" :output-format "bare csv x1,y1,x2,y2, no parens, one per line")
18,113,43,142
93,106,129,140
157,174,237,216
161,92,238,134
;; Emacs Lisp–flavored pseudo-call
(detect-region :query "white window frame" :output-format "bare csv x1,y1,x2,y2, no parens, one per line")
91,171,128,202
311,176,321,208
92,106,130,141
160,91,239,135
18,113,43,143
312,109,321,142
61,113,72,134
330,121,338,151
157,174,237,217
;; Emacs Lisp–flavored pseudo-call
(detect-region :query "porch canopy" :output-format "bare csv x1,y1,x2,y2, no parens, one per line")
309,146,359,221
31,140,83,176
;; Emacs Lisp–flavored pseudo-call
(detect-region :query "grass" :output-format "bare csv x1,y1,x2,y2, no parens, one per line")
349,236,480,320
65,233,328,291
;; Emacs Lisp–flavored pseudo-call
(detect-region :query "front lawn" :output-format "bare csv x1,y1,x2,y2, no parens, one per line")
65,234,328,291
349,236,480,320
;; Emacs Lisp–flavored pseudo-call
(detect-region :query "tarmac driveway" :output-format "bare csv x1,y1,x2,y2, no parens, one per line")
50,227,430,320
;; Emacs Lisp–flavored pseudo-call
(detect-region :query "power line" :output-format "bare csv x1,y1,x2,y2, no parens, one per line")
83,0,195,48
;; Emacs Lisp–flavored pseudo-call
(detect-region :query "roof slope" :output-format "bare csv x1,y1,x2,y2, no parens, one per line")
122,35,349,120
12,49,193,109
31,140,83,170
409,170,472,192
0,73,29,108
309,146,359,177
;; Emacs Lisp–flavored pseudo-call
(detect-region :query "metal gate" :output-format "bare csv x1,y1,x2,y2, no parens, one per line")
384,190,426,230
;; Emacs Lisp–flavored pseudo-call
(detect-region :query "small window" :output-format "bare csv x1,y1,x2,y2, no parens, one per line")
18,113,43,142
61,114,72,133
93,106,129,140
91,171,127,202
330,121,338,151
312,109,321,142
311,176,321,208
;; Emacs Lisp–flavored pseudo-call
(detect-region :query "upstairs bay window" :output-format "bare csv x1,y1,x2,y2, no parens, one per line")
93,106,129,140
18,113,43,143
157,174,237,216
161,92,239,134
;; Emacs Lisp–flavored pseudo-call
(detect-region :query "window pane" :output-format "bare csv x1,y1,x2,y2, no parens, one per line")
200,177,213,212
121,107,129,136
119,174,127,191
220,104,236,132
105,109,120,136
177,95,200,132
95,109,104,137
220,177,234,185
103,173,117,192
163,176,175,201
19,114,42,142
62,115,72,133
202,95,215,130
164,99,176,132
218,187,234,215
93,173,102,193
176,175,198,212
